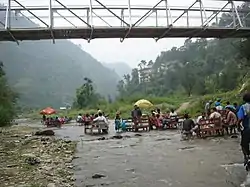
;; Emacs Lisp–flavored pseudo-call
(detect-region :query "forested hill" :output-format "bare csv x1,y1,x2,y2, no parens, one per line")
0,9,120,108
117,2,250,98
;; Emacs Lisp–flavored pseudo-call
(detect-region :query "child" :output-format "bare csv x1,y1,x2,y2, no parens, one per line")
114,113,121,132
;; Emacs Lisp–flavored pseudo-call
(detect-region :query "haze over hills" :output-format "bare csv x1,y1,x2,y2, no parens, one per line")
0,10,120,108
103,62,132,79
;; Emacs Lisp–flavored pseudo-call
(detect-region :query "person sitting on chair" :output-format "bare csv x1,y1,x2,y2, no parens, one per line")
94,112,108,133
182,114,195,138
224,106,237,134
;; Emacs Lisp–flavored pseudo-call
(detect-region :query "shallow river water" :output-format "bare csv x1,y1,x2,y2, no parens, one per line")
18,119,250,187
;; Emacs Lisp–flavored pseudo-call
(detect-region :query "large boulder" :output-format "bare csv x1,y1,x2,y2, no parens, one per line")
35,130,55,136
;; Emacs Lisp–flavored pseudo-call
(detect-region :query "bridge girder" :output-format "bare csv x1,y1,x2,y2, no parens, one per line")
0,0,250,43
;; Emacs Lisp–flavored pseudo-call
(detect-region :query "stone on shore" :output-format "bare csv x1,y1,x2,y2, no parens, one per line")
35,130,55,136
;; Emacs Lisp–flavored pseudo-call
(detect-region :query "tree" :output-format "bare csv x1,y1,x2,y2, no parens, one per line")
0,62,17,126
75,77,100,108
116,2,250,99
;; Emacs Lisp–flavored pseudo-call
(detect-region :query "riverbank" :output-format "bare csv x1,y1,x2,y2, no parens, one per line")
0,125,77,187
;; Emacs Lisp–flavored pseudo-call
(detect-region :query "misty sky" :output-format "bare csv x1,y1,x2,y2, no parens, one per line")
3,0,241,67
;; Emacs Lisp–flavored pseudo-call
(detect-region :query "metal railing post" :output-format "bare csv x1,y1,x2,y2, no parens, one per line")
49,0,54,28
5,0,11,29
128,0,132,27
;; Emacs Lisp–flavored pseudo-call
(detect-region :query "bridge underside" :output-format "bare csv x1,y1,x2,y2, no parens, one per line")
1,27,250,41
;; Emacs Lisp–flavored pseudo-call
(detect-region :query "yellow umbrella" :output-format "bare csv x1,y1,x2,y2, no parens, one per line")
134,99,153,108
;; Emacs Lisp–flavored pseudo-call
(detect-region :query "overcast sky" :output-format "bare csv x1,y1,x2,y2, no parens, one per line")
3,0,241,67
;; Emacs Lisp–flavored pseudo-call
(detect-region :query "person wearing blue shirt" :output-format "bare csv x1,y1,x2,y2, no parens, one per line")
237,92,250,170
234,102,240,113
215,98,221,107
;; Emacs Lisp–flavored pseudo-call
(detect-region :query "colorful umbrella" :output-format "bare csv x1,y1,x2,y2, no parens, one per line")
40,107,56,115
134,99,153,108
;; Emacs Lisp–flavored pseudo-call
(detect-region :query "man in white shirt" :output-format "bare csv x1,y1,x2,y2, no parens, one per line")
93,112,108,124
169,109,178,118
209,107,222,119
93,112,109,133
77,114,83,123
197,112,205,124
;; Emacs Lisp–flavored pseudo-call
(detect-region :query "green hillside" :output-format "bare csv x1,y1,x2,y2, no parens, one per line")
0,9,120,108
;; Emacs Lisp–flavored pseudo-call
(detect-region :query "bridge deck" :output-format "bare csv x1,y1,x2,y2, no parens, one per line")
1,27,250,41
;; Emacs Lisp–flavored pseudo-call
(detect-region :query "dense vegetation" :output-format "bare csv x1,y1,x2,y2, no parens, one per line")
116,3,250,99
0,62,17,126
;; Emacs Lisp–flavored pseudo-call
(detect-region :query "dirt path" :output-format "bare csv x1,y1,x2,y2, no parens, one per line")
176,102,191,113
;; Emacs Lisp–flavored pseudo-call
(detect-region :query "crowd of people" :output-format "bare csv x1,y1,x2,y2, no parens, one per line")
179,99,239,136
115,93,250,171
42,115,71,127
113,105,180,132
76,109,108,125
41,93,250,171
180,93,250,171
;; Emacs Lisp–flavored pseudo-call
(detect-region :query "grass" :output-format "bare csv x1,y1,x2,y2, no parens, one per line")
21,90,243,120
183,90,242,117
22,95,190,120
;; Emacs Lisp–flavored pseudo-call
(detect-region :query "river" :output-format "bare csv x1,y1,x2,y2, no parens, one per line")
17,119,250,187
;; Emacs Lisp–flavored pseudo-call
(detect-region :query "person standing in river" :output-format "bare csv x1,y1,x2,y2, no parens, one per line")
131,105,142,132
237,92,250,171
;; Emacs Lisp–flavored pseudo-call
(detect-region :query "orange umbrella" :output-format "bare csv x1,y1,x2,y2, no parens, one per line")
40,107,56,115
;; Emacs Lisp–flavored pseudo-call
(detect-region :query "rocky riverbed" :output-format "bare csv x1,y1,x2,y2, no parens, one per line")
4,120,250,187
0,125,77,187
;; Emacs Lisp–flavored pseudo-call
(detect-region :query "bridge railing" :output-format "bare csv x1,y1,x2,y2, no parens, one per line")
1,0,249,29
0,0,250,43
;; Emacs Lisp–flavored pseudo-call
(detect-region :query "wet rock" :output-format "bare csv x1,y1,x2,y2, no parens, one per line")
35,130,55,136
7,164,18,168
65,157,73,163
111,135,123,139
64,140,72,143
129,144,137,147
43,166,53,171
41,137,50,141
97,137,106,141
72,156,80,160
125,168,135,172
22,153,41,165
47,183,56,187
24,134,32,138
134,134,142,136
67,176,76,181
65,150,73,154
67,165,74,169
231,135,238,138
178,146,195,151
11,134,19,137
124,135,131,138
92,173,106,179
155,138,166,141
